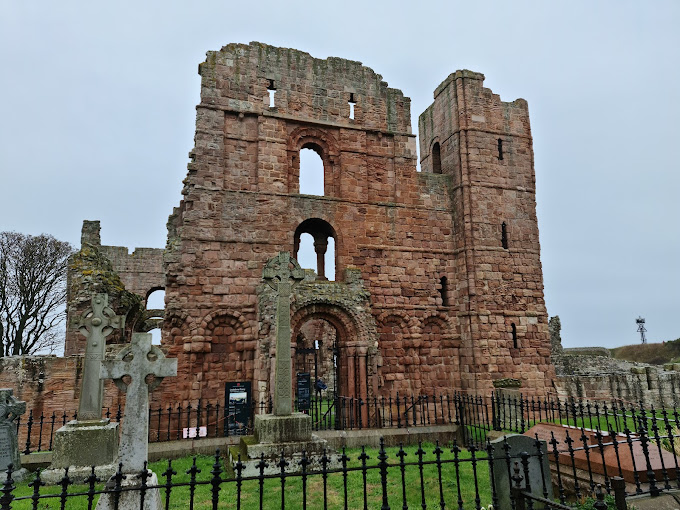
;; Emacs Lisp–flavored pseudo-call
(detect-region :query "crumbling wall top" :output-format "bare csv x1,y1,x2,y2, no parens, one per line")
198,41,412,134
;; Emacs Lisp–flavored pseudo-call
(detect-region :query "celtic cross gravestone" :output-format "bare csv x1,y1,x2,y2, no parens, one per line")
100,332,177,472
263,251,305,416
46,293,123,483
237,252,329,475
96,333,176,510
78,294,125,421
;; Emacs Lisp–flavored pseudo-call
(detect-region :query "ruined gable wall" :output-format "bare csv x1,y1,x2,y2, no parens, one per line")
64,221,165,356
419,71,553,394
163,42,463,404
98,246,164,299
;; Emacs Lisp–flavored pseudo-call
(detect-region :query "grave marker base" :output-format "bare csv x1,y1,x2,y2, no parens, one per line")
95,470,162,510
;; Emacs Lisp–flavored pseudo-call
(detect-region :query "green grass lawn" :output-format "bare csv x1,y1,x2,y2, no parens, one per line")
6,443,494,509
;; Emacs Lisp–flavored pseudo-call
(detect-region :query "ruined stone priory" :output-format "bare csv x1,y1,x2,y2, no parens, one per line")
61,41,555,411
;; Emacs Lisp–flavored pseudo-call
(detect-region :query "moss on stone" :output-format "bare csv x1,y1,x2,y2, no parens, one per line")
69,244,144,328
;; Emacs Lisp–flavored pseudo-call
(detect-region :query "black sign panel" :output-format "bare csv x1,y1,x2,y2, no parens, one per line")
224,381,251,436
296,372,311,412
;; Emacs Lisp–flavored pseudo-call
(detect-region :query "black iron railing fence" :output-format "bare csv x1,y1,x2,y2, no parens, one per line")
457,392,680,447
14,395,680,508
0,436,628,510
16,391,680,454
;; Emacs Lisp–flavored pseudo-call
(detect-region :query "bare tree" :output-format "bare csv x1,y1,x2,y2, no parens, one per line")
0,232,73,356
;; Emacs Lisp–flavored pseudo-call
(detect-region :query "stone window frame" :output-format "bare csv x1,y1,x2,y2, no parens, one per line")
287,127,339,196
431,139,442,174
293,218,337,281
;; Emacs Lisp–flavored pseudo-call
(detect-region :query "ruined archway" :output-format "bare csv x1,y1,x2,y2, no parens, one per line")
291,301,376,427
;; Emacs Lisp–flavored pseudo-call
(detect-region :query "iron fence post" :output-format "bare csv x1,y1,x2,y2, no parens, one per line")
611,476,627,510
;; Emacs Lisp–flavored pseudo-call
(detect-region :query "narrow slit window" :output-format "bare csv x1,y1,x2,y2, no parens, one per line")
501,222,508,249
267,79,276,108
439,276,449,306
498,138,504,160
432,142,442,174
511,323,518,349
348,93,356,120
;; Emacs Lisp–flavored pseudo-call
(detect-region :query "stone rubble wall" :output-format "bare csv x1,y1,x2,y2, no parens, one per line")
553,352,680,407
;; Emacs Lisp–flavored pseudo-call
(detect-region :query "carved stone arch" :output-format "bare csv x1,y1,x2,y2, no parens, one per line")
195,309,251,336
291,215,344,258
290,301,376,407
287,126,340,194
376,310,416,338
292,217,340,281
421,310,447,331
288,126,340,159
145,286,165,303
422,310,460,347
375,310,421,394
197,309,256,383
291,301,367,350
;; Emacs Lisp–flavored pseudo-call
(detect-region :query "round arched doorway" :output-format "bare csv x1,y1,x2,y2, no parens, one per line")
291,303,372,428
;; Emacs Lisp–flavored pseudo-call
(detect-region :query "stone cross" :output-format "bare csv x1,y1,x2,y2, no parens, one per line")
78,293,125,421
100,333,176,472
263,252,305,416
0,389,26,472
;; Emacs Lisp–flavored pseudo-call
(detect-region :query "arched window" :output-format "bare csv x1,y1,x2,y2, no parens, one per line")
501,222,508,249
294,219,336,281
432,142,442,174
146,288,165,345
300,145,324,196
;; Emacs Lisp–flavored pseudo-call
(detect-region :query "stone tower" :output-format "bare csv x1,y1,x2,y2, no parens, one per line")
418,70,553,394
161,42,554,406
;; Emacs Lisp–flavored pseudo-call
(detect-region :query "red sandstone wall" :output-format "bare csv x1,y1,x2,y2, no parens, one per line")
419,71,554,393
162,42,554,406
0,355,126,419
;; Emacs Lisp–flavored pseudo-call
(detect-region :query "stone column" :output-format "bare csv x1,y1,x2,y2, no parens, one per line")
313,235,328,281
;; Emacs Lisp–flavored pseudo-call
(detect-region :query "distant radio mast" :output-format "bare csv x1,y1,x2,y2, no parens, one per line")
636,316,647,344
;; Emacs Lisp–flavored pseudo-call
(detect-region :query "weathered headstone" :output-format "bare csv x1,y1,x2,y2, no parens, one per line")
489,434,554,510
96,332,176,510
46,293,124,483
0,389,27,481
100,333,177,472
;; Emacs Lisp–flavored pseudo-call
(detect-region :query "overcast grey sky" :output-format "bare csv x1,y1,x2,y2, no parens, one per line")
1,1,678,349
